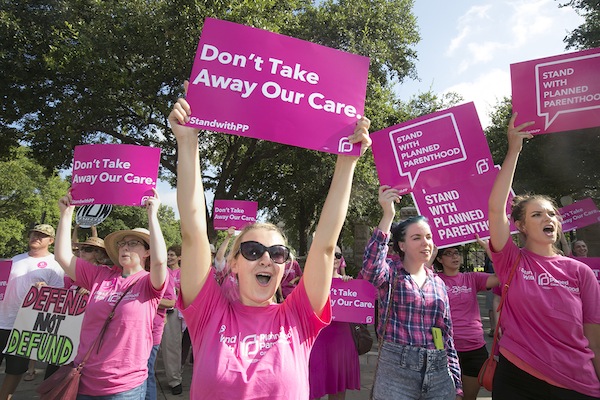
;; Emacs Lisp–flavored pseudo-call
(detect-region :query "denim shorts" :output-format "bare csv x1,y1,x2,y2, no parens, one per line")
372,341,455,400
76,381,146,400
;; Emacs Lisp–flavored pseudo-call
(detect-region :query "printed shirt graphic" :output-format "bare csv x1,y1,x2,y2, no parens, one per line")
178,277,331,399
73,259,166,396
491,240,600,398
438,272,489,351
0,253,64,329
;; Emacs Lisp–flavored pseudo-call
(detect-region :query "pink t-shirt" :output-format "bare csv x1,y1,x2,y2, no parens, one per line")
152,273,175,345
491,239,600,397
281,260,302,298
74,259,166,395
177,277,331,399
438,272,489,351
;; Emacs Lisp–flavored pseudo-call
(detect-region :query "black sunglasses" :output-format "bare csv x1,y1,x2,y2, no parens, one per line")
334,252,343,259
79,246,96,253
238,241,290,264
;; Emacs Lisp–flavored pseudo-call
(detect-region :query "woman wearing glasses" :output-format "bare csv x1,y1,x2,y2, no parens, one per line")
362,185,462,400
53,190,167,399
169,88,371,399
434,245,499,400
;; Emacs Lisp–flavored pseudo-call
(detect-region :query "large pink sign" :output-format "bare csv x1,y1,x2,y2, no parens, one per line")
213,200,258,230
0,260,11,301
573,257,600,285
412,169,517,248
559,198,600,232
511,47,600,135
185,18,370,155
330,278,376,324
71,144,160,206
371,102,493,194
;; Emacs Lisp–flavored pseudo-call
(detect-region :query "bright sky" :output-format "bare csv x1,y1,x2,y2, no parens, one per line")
158,0,585,217
396,0,584,127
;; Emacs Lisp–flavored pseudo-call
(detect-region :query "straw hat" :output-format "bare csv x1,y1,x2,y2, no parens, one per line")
74,236,105,249
104,228,150,267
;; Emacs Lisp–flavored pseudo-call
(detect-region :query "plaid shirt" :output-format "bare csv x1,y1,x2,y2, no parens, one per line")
362,228,463,396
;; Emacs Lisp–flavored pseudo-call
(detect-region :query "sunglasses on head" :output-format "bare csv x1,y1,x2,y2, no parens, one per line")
237,241,290,264
334,252,343,259
79,246,96,253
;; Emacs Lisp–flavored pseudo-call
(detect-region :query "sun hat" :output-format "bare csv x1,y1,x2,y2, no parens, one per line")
74,236,106,249
104,228,151,266
30,224,56,238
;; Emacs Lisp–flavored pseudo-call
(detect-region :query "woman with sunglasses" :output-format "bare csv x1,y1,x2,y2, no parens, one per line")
53,190,167,399
362,185,463,399
487,114,600,399
434,245,499,400
309,245,360,400
169,88,371,399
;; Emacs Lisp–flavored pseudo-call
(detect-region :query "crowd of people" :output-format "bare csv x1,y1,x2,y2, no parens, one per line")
0,93,598,400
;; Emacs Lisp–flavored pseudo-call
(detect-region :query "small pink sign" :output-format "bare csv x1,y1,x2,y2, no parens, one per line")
71,144,160,206
186,18,370,155
213,200,258,230
371,102,493,194
511,47,600,135
559,198,600,232
573,257,600,285
330,278,376,324
412,169,517,248
0,260,12,301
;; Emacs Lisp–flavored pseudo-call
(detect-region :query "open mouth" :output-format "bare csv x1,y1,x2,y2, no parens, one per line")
543,225,555,235
256,273,272,286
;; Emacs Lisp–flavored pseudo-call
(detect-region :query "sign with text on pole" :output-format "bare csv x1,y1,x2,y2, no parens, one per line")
0,260,12,301
3,286,87,365
330,279,377,324
412,168,518,248
71,144,160,206
371,102,493,195
511,47,600,135
185,18,370,155
213,200,258,231
559,198,600,232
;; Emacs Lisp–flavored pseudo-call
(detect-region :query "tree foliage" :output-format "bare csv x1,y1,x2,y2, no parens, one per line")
0,147,69,257
0,0,422,251
559,0,600,49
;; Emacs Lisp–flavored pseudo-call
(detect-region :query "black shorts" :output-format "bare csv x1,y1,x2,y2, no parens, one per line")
457,344,488,377
0,329,29,375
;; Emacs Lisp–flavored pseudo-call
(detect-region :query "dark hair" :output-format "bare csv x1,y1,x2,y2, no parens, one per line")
390,216,429,257
433,246,461,272
168,244,182,256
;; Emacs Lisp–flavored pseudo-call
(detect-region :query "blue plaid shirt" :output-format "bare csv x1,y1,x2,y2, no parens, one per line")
361,228,463,396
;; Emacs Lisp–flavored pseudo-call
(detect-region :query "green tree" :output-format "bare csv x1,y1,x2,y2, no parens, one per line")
0,147,69,257
560,0,600,49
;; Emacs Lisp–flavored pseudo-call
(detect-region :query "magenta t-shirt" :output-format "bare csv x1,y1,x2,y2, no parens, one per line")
74,259,166,395
438,272,489,351
152,273,175,345
491,239,600,397
177,277,331,399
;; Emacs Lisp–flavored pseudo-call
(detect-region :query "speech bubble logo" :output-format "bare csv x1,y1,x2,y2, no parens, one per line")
535,52,600,130
389,113,467,188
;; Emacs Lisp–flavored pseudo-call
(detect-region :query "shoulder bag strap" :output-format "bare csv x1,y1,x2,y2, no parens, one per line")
490,253,521,356
77,279,140,368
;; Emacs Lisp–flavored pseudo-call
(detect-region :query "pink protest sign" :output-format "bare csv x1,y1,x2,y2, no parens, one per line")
371,102,493,194
71,144,160,206
511,47,600,135
0,260,11,301
330,278,376,324
559,198,600,232
186,18,370,155
412,169,517,248
574,257,600,285
213,200,258,231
